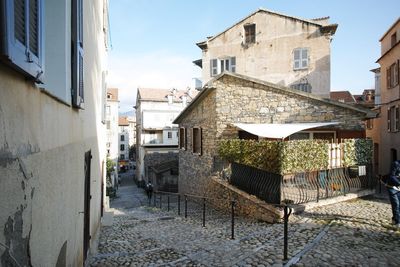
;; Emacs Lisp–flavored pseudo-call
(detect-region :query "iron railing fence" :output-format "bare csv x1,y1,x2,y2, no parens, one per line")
229,163,374,205
230,162,281,204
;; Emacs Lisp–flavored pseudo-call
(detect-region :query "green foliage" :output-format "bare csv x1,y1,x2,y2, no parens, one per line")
280,140,329,174
106,158,115,178
342,139,373,166
218,139,329,175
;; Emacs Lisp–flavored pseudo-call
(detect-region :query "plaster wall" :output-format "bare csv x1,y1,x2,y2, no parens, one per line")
0,0,107,265
376,21,400,174
201,11,332,97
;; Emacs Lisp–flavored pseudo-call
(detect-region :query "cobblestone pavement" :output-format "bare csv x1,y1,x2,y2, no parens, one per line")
91,179,400,266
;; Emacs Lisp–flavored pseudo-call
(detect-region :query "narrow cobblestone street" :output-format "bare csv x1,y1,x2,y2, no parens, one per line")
89,172,400,267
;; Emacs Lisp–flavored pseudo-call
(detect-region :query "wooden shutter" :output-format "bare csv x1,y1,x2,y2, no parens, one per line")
0,0,43,80
72,0,84,108
387,68,391,89
294,49,300,69
210,59,217,77
230,57,236,72
200,128,203,156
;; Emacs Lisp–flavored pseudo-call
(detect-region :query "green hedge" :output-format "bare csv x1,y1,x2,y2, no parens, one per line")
342,139,373,167
218,139,329,175
218,138,373,175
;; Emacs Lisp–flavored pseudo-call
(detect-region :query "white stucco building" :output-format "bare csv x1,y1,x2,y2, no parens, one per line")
0,0,109,265
118,117,130,162
135,88,198,182
106,88,120,173
194,8,337,98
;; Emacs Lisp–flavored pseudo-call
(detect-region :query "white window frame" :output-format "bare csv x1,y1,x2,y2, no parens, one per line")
293,48,309,70
210,57,236,76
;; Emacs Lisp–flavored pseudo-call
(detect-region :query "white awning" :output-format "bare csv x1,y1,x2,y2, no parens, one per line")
233,122,340,139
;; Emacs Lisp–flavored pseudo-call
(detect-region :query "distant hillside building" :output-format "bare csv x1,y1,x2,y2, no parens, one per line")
194,8,337,98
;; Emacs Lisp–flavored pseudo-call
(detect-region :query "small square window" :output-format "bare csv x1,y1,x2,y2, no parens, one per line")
167,132,172,139
244,24,256,44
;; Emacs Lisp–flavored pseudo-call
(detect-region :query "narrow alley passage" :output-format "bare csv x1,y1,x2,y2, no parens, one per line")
89,172,400,267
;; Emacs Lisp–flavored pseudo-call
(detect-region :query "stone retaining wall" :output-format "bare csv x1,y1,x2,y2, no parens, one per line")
206,176,282,223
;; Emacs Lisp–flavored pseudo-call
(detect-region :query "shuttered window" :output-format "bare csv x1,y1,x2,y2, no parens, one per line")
294,48,309,70
0,0,43,80
72,0,84,108
210,59,218,77
244,24,256,44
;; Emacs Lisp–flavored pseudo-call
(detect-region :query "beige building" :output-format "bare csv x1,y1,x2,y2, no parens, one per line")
195,8,337,98
174,72,375,196
369,18,400,175
0,0,108,266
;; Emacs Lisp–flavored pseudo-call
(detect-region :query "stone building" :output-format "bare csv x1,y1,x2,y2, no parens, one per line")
368,17,400,175
173,72,375,196
0,0,109,265
135,87,198,185
194,8,337,98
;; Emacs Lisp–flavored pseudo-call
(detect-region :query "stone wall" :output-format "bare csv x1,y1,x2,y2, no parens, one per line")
178,73,369,209
206,176,282,223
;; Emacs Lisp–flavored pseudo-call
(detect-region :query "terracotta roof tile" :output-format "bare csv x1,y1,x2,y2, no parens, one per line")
330,91,356,103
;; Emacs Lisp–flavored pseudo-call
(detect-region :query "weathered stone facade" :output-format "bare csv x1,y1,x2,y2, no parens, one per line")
206,176,282,223
176,73,375,197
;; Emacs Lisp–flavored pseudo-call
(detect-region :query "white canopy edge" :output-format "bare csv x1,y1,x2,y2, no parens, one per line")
233,122,340,139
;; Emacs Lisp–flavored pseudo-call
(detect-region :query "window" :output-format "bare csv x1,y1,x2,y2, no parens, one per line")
391,32,397,47
210,59,218,76
120,135,124,141
366,119,374,130
71,0,84,108
244,24,256,44
387,62,399,89
293,48,308,70
192,128,202,155
106,106,111,115
388,106,399,132
167,132,172,139
120,144,125,151
0,0,44,80
179,128,187,150
120,154,125,160
210,57,236,76
290,83,312,93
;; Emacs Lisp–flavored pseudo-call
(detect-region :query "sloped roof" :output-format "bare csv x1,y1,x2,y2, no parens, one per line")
107,88,118,101
330,91,356,103
138,88,199,102
173,72,376,124
196,8,337,47
118,116,129,126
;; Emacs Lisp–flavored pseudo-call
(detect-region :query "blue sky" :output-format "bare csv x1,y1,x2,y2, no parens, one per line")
108,0,400,113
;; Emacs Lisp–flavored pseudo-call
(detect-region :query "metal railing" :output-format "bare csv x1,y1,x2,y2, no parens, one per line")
229,162,374,205
151,190,293,261
152,191,237,239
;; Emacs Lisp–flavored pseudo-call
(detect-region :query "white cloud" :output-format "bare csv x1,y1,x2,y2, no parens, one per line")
107,50,201,113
